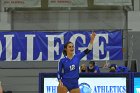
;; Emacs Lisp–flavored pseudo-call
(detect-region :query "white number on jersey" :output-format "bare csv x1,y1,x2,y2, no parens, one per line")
70,65,75,71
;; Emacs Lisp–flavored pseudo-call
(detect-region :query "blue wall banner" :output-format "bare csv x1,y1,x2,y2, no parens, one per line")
0,30,123,61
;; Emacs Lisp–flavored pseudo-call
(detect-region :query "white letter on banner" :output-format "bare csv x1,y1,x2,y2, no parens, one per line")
4,35,14,61
93,34,109,60
46,35,64,61
13,52,21,61
25,35,35,61
0,41,2,58
69,34,87,60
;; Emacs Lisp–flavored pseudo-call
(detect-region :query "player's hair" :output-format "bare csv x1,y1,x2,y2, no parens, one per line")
63,42,73,56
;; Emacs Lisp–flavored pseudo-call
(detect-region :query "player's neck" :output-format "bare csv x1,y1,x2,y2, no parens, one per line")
67,53,73,59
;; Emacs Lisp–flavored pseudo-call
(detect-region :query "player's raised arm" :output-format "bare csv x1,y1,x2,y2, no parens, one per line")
78,32,96,59
88,32,96,50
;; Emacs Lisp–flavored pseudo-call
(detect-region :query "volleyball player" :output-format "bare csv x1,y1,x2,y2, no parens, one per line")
57,32,96,93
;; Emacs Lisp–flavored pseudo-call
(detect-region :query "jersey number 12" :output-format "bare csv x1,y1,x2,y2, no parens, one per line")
70,65,75,71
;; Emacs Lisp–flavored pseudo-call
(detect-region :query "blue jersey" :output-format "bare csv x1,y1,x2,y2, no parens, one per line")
57,51,86,80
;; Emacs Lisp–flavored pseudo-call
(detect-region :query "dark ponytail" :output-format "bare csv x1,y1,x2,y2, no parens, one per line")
63,50,67,56
63,42,73,56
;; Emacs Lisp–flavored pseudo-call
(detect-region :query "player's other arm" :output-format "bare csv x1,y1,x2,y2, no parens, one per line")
57,60,63,86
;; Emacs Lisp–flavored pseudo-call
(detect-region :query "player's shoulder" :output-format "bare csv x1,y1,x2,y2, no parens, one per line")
59,56,67,62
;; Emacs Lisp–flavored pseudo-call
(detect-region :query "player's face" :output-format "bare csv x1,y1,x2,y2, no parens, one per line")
66,43,74,55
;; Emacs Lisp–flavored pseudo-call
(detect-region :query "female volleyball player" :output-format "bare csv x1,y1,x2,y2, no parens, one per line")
57,32,96,93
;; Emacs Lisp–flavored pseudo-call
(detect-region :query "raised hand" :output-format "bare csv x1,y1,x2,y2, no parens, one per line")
90,32,96,44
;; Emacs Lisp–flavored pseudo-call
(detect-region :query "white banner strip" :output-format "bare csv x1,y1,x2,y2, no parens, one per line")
2,0,41,7
94,0,132,6
48,0,88,7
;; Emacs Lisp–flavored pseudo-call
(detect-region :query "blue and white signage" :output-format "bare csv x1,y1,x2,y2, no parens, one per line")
0,30,122,61
44,77,126,93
